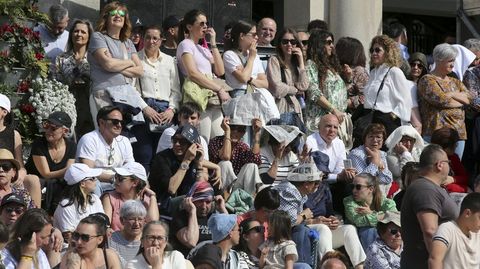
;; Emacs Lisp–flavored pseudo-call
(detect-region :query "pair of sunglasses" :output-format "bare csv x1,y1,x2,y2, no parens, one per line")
389,228,401,235
369,47,383,54
109,9,126,17
72,231,102,242
281,39,298,46
0,162,13,172
351,184,371,191
246,225,265,234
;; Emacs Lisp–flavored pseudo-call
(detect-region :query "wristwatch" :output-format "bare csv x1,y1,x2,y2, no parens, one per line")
180,161,190,170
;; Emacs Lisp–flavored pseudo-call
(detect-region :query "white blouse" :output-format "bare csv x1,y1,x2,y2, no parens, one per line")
363,64,412,122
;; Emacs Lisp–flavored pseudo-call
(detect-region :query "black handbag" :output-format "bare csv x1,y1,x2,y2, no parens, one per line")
352,67,392,141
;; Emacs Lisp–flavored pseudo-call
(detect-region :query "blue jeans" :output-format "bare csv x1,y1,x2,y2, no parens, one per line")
131,99,168,173
357,227,378,251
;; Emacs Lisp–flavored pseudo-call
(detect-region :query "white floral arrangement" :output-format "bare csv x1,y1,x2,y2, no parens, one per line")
28,77,77,129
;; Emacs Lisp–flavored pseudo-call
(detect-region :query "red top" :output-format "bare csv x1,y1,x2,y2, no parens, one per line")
445,153,469,193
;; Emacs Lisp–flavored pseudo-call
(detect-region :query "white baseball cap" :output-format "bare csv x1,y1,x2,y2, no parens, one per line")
64,163,103,185
114,162,147,182
0,94,11,112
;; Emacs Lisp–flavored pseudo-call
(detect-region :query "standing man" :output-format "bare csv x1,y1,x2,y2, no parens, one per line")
257,18,277,47
76,106,135,196
400,144,458,269
34,4,70,63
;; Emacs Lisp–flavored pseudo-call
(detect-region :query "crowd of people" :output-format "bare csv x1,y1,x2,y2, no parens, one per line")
1,1,480,269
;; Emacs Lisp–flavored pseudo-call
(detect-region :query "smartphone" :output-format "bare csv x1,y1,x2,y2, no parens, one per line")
343,159,353,169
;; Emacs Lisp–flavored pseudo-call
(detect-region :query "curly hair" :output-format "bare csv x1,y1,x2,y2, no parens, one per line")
96,1,132,42
274,28,302,77
369,35,402,68
306,30,341,87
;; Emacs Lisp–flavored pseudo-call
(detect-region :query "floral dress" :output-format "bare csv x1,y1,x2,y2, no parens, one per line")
418,74,470,140
305,60,348,133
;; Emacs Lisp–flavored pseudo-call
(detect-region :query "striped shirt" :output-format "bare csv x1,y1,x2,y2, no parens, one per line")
259,146,299,185
109,231,141,267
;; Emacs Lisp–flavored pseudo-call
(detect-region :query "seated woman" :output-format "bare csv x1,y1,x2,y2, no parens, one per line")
365,211,403,269
101,161,158,231
236,218,265,268
208,117,262,193
384,125,424,193
258,125,303,185
2,208,59,268
304,181,366,268
53,163,104,242
0,94,41,207
0,149,34,208
348,123,393,196
109,200,146,267
126,220,191,269
392,162,420,211
343,173,397,250
25,111,76,214
60,214,122,269
430,127,469,193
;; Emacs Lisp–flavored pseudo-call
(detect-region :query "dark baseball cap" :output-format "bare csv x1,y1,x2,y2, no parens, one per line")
162,15,180,32
174,123,199,144
47,111,72,128
0,193,27,208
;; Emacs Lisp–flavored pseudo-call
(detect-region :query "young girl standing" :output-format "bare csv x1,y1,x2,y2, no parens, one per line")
259,210,311,269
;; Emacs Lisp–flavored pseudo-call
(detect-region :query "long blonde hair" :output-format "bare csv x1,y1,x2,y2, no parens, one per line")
369,35,402,68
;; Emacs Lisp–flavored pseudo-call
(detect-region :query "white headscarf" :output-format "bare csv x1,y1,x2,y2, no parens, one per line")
385,125,425,153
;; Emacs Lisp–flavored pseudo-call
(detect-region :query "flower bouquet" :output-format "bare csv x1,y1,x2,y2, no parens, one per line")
14,78,76,144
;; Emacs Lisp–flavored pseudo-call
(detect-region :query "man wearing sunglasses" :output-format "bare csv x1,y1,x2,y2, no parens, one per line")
34,4,70,63
400,144,458,269
77,106,135,196
0,192,27,226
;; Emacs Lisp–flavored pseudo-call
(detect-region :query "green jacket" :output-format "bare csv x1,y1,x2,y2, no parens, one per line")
343,195,397,227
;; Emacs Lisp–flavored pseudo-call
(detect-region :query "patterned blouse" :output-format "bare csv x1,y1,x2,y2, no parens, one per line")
305,60,348,133
365,238,402,269
208,136,261,175
418,74,470,139
53,51,90,85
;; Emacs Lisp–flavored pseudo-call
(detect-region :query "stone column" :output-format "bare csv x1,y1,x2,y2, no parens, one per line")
329,0,383,62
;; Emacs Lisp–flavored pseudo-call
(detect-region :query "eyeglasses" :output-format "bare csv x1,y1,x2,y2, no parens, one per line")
107,146,115,166
246,225,265,234
42,121,62,131
109,9,126,17
145,36,162,43
104,118,124,126
197,21,208,27
144,235,167,243
300,40,308,46
0,162,13,172
4,206,24,214
72,232,102,242
172,137,190,146
126,217,145,224
281,39,298,46
246,32,258,38
409,62,423,68
84,177,96,182
389,228,401,235
352,184,371,191
369,47,383,54
114,174,132,183
325,39,333,45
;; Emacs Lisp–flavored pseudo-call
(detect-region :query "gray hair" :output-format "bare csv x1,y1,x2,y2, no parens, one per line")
432,43,457,62
49,4,68,24
464,38,480,53
120,200,147,219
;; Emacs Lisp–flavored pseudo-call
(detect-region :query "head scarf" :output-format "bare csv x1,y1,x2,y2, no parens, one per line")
385,125,425,153
187,181,214,202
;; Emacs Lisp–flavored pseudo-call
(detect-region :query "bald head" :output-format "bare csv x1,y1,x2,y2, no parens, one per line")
257,18,277,46
321,258,347,269
319,114,339,145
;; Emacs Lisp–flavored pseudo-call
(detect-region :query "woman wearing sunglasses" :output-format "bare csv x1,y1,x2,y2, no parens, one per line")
126,221,191,269
236,218,265,268
177,9,228,142
266,28,308,121
102,162,158,232
53,163,104,244
365,211,403,269
357,35,412,140
305,30,348,134
343,173,397,250
25,111,76,214
88,1,144,123
61,215,121,269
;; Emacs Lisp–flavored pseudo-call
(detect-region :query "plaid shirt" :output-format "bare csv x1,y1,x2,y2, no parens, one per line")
348,145,393,185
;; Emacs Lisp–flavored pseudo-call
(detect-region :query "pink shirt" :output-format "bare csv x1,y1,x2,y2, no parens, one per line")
176,39,213,76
